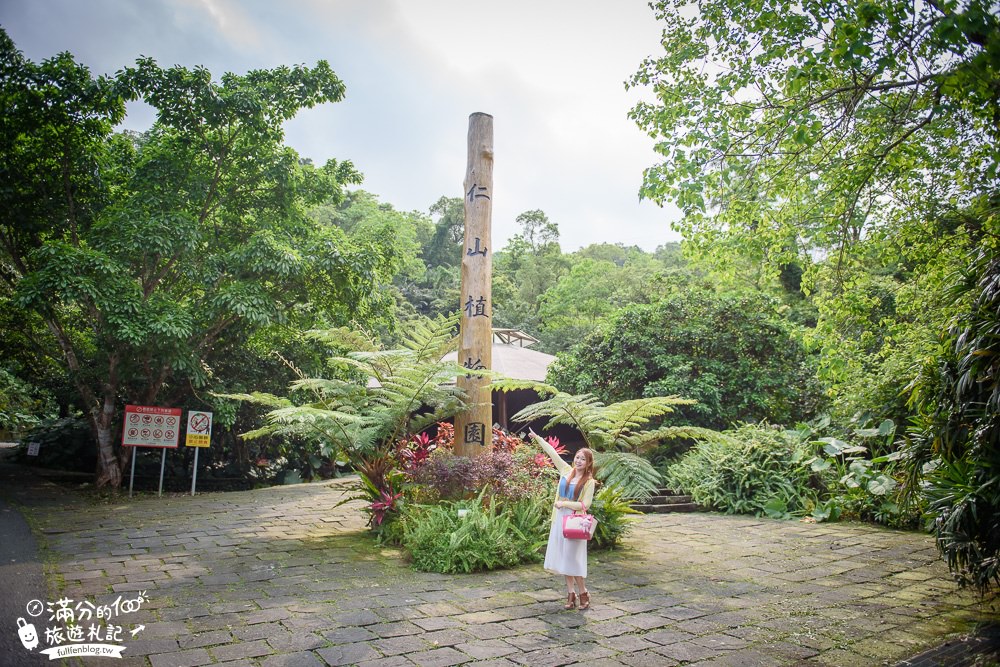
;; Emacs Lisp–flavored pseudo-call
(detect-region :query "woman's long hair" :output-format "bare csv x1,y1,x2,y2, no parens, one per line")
566,448,596,501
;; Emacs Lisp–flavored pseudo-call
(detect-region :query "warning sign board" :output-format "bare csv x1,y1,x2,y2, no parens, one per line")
185,411,213,448
122,405,182,448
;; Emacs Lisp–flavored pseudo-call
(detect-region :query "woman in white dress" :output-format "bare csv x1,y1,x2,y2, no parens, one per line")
529,430,597,610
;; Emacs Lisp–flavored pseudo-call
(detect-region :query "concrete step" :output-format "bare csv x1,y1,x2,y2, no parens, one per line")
632,502,701,513
631,489,702,514
649,494,693,505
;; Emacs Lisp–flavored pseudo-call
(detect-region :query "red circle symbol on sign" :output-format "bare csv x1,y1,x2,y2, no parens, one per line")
189,413,210,433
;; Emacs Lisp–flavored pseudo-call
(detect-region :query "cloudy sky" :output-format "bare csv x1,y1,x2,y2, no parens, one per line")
1,0,682,251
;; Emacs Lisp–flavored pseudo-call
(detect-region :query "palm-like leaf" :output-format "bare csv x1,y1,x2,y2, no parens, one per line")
500,381,699,453
219,313,476,466
214,391,292,409
601,397,696,448
496,380,721,500
593,452,663,502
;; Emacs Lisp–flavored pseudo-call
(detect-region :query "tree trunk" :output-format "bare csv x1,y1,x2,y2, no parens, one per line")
44,316,126,488
93,395,123,488
93,353,123,489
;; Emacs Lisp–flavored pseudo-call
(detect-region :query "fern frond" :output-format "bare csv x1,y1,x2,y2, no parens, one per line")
594,452,663,502
409,394,470,434
287,377,363,398
239,424,282,440
400,312,460,362
340,349,413,381
211,392,292,409
490,378,558,396
511,392,608,448
620,425,734,452
604,396,696,444
267,406,363,426
306,326,380,353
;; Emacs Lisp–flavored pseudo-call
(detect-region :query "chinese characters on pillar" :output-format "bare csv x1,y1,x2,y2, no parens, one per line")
467,237,487,256
463,356,486,378
457,114,493,455
467,183,490,202
464,295,488,318
464,422,487,446
462,195,490,447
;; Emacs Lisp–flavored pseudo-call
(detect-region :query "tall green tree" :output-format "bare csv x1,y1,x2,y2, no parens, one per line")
536,258,622,351
630,0,1000,277
492,209,570,339
0,31,374,487
309,189,435,333
422,196,464,271
549,288,823,430
535,244,690,351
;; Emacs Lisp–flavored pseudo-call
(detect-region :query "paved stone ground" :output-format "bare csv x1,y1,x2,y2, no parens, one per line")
3,467,999,667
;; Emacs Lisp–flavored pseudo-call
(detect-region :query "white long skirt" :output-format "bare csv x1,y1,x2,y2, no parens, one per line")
543,507,588,578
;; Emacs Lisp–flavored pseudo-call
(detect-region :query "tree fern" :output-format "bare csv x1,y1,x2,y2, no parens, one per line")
495,380,722,500
498,380,701,453
594,452,662,502
602,397,696,448
217,313,481,466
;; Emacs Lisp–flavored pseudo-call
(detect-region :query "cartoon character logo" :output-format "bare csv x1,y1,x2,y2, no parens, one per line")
17,617,39,651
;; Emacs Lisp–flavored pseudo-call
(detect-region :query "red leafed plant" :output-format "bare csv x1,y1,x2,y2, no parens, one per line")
545,435,567,455
434,422,455,449
492,427,524,453
369,489,404,526
397,432,436,471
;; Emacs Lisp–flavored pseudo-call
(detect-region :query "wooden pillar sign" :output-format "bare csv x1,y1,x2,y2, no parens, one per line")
454,112,494,457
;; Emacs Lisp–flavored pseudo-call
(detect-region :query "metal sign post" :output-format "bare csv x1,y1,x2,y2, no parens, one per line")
185,411,213,496
129,452,137,498
121,405,182,498
158,449,167,497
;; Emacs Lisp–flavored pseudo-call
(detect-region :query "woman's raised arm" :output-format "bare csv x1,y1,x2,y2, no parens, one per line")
528,430,571,475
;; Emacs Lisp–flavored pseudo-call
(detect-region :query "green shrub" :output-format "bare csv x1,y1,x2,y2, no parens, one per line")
547,289,823,429
590,486,638,548
904,231,1000,595
0,368,55,435
794,419,921,528
16,418,96,472
665,423,820,518
400,493,549,573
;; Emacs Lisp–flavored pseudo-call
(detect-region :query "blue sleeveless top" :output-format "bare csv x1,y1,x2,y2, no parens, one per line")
558,476,578,500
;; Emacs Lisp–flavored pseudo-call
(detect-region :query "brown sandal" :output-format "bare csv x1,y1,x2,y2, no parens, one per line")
578,591,590,610
564,592,577,610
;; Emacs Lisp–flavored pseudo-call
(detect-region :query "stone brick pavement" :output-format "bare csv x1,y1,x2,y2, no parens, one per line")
4,468,999,666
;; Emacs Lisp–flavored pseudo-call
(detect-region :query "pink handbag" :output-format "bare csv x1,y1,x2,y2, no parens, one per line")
562,512,598,540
